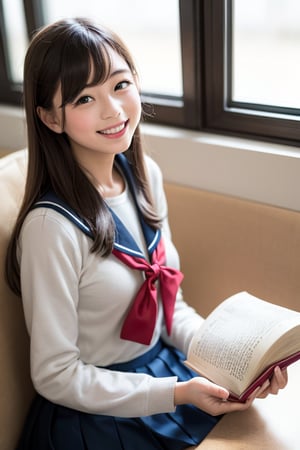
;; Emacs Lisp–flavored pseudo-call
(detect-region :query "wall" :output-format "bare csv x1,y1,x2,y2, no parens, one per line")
143,124,300,212
1,104,300,212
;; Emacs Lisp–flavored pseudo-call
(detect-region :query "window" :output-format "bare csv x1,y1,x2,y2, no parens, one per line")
0,0,27,103
42,0,182,98
232,0,300,110
1,0,299,146
203,0,300,145
2,0,28,84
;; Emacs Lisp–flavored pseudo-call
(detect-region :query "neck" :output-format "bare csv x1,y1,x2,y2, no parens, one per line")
78,153,125,198
97,166,125,198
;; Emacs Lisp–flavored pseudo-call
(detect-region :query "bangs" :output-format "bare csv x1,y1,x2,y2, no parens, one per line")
59,28,113,107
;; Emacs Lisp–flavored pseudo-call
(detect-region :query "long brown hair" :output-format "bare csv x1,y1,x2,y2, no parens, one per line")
6,17,160,296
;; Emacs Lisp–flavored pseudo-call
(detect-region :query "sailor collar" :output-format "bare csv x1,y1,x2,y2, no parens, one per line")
32,153,161,260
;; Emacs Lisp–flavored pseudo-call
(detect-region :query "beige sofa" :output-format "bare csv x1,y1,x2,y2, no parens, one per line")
1,149,300,449
0,150,34,450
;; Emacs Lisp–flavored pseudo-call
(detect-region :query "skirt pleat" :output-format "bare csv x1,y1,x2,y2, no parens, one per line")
17,340,221,450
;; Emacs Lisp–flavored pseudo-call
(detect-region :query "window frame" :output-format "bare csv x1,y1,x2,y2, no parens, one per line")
202,0,300,147
142,0,202,130
0,1,23,104
1,0,300,147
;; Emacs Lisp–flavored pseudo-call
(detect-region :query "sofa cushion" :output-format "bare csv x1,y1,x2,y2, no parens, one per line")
0,150,34,450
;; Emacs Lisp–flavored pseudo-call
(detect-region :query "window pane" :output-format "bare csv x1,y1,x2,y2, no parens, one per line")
41,0,182,97
232,0,300,109
2,0,28,83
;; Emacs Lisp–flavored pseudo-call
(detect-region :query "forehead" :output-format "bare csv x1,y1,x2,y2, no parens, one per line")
107,47,130,71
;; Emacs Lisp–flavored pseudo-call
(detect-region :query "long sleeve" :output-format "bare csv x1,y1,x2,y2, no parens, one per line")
19,211,176,417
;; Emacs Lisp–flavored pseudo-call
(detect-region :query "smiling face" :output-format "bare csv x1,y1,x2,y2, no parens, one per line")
47,49,141,166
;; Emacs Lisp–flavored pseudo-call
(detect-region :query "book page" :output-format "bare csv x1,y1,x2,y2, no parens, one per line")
187,292,300,394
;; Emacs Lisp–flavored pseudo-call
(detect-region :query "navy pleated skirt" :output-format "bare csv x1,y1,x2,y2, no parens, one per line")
17,341,221,450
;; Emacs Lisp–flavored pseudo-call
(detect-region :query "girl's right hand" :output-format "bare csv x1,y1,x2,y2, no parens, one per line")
174,377,265,416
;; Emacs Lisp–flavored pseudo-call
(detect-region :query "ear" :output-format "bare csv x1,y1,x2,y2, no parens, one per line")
37,106,63,134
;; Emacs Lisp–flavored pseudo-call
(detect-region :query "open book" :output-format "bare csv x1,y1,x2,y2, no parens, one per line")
185,292,300,402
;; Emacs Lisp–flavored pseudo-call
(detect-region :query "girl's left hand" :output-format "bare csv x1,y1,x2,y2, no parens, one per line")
255,366,288,398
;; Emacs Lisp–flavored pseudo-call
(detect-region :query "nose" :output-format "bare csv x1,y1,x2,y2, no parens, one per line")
100,95,121,120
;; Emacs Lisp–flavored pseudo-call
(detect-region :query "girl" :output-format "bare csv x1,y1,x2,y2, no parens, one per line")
6,18,287,450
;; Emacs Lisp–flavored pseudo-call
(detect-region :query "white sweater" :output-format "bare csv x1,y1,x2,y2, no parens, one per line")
19,156,203,417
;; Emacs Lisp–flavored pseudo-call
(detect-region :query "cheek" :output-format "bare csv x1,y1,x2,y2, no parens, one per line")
64,112,93,133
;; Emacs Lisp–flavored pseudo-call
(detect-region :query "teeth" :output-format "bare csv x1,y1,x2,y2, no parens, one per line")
100,123,125,135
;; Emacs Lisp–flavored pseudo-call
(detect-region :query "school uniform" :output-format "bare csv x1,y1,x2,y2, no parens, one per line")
16,154,220,449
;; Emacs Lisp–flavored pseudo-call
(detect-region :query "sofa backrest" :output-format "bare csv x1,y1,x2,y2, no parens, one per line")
164,182,300,317
0,150,34,450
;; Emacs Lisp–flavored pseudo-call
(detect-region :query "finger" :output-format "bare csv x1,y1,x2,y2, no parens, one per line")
273,366,288,389
271,367,281,393
217,390,258,414
262,367,287,396
267,367,284,394
197,378,230,400
247,385,264,402
254,379,271,398
258,379,270,393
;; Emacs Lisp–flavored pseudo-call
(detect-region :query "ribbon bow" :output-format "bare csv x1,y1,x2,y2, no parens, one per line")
113,238,183,345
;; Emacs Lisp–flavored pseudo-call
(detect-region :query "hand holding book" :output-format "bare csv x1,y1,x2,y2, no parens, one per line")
185,292,300,402
174,361,287,417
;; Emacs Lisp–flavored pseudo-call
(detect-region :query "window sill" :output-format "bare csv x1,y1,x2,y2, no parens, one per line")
141,123,300,212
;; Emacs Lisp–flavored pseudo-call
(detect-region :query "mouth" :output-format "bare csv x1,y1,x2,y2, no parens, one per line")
98,120,128,136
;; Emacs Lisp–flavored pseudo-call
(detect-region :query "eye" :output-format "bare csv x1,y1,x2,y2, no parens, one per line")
75,95,93,106
115,80,131,91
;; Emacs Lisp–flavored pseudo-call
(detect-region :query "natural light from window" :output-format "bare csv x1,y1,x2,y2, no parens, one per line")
232,0,300,110
41,0,183,98
2,0,28,83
